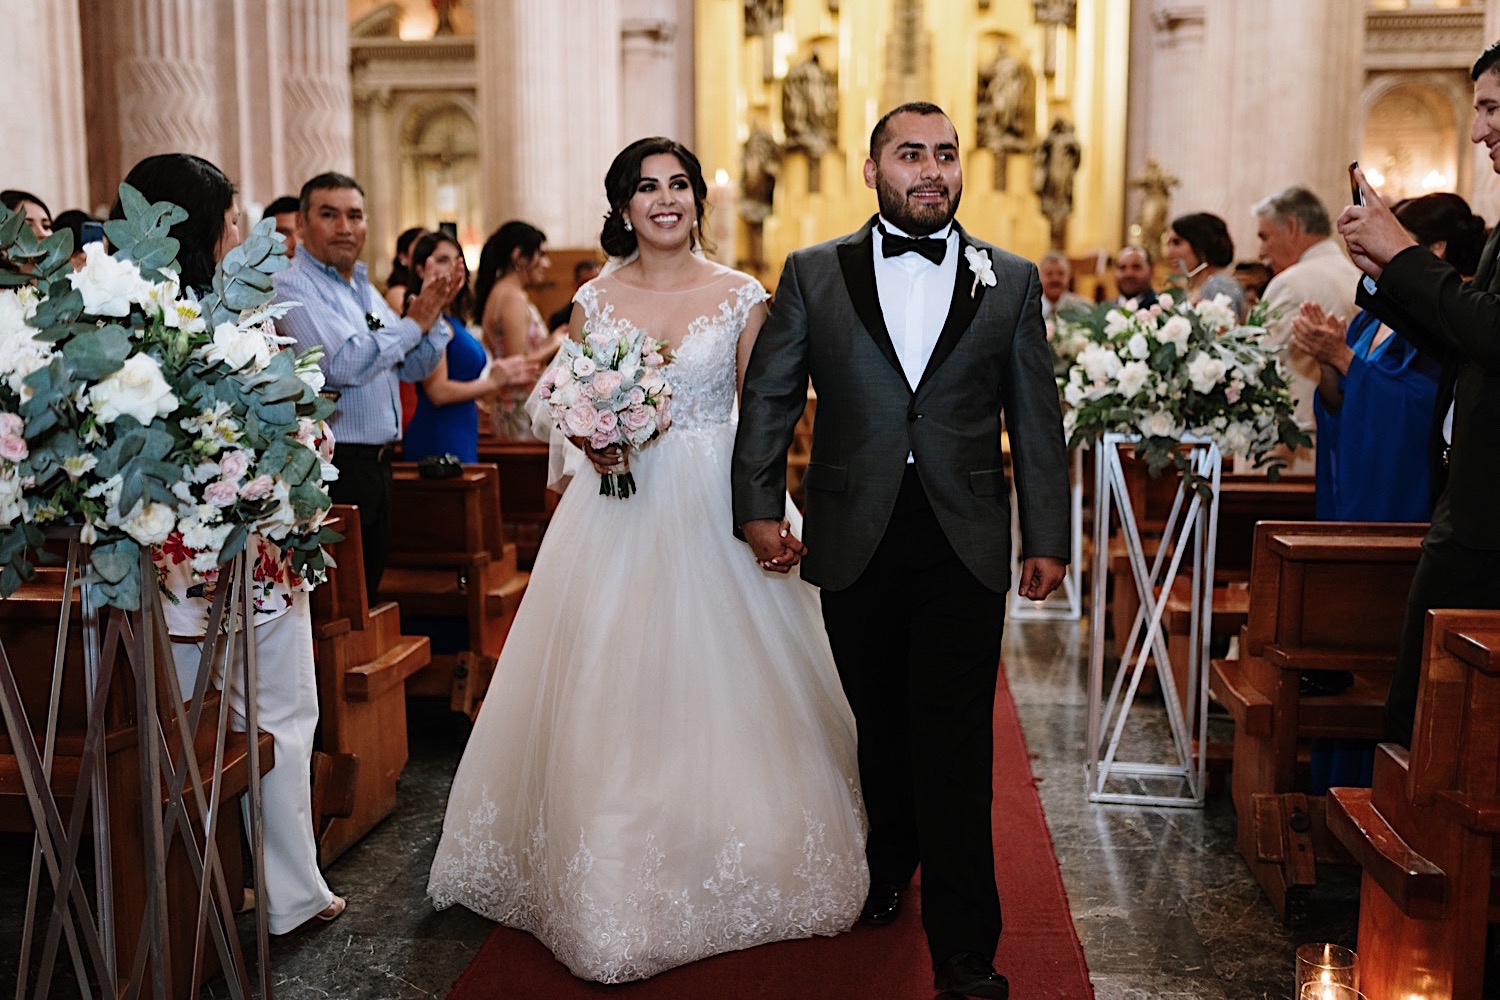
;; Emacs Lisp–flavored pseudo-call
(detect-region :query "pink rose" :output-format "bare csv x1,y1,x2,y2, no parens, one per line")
1224,384,1241,404
656,397,672,431
620,405,651,431
204,479,239,507
219,450,250,480
595,409,618,433
563,404,597,437
627,386,646,406
239,475,274,501
0,435,27,463
590,430,615,450
591,370,623,397
0,413,23,438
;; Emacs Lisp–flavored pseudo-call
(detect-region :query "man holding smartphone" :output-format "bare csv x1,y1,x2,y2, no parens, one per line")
1339,39,1500,745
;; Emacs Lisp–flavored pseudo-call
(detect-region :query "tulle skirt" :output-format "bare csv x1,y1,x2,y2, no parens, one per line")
427,421,868,983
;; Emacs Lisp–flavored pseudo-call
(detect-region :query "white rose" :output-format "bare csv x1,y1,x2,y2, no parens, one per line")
67,243,152,318
1194,295,1237,335
1103,310,1132,337
1063,379,1086,407
1138,410,1182,439
89,353,178,425
199,321,273,372
571,355,598,378
1157,293,1175,310
1126,333,1151,360
1078,344,1122,383
0,292,30,340
1186,351,1228,394
297,362,326,393
1221,421,1254,457
120,501,176,545
1158,315,1192,354
1114,360,1151,399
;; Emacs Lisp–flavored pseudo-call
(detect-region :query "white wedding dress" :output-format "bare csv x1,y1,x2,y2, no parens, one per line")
427,265,869,983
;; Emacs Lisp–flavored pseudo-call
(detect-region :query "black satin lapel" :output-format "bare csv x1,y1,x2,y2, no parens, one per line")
915,243,985,390
836,235,905,382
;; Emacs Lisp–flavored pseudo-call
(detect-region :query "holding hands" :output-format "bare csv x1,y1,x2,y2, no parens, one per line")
1338,166,1418,280
1290,302,1354,375
742,518,807,573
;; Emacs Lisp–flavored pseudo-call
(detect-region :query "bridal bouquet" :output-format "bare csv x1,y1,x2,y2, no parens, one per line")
1057,293,1304,484
536,325,672,499
0,185,338,609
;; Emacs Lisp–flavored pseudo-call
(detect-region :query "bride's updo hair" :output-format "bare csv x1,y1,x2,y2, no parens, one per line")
600,136,714,258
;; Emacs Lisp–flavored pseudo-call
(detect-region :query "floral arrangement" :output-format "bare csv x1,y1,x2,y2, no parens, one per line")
0,185,338,609
1056,293,1305,483
536,325,672,499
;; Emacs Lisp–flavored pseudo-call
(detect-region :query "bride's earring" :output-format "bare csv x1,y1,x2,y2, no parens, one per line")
623,216,633,232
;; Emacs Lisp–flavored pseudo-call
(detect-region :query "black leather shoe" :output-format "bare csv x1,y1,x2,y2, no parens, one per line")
933,953,1009,1000
858,881,903,925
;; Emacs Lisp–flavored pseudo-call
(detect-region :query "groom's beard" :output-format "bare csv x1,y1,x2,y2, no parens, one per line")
876,175,962,237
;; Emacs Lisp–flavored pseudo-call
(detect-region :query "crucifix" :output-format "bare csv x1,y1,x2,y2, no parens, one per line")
1032,0,1075,77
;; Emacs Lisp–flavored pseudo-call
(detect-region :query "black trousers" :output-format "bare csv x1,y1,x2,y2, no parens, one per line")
330,445,395,600
820,465,1007,966
1386,495,1500,745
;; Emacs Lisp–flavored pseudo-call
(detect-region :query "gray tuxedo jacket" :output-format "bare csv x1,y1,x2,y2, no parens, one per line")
731,215,1071,593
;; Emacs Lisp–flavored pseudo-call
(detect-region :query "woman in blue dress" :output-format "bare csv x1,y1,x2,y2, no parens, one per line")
403,232,538,462
1290,192,1484,791
1292,193,1485,522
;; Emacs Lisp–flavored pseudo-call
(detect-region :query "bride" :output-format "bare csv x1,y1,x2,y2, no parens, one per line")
427,137,869,983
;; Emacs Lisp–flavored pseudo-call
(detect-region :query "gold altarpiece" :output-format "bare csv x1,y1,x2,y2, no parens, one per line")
694,0,1132,291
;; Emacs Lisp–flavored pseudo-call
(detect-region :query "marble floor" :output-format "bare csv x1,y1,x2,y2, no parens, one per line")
1,616,1362,999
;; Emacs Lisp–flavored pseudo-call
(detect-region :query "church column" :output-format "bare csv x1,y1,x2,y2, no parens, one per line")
620,0,692,146
475,0,622,246
278,0,354,188
112,0,221,177
3,0,89,211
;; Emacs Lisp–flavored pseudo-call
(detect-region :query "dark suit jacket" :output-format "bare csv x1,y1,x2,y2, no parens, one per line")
1357,227,1500,549
731,216,1071,593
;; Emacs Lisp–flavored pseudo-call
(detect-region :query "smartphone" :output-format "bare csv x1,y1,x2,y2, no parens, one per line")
79,220,105,246
1348,162,1365,207
438,220,458,239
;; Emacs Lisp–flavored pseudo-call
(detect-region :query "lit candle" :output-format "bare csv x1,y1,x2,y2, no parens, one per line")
710,169,737,267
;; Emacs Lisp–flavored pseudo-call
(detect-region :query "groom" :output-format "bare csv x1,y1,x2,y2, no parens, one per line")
732,102,1069,999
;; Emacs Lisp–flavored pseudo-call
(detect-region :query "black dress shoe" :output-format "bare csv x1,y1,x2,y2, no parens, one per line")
933,952,1009,1000
858,881,903,925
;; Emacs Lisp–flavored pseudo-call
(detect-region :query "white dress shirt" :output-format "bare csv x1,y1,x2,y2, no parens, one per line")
872,217,958,391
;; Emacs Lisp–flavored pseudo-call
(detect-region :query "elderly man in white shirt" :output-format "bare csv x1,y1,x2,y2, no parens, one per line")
1253,185,1360,472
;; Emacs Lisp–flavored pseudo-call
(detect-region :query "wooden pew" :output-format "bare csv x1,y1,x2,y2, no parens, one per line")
475,433,556,569
382,464,530,716
0,568,271,997
309,506,431,864
1328,609,1500,1000
1207,520,1426,920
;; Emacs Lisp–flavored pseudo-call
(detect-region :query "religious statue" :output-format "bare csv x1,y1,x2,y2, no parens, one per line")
744,0,783,38
976,45,1033,188
433,0,457,36
1033,117,1081,248
739,125,782,225
1130,157,1178,256
782,52,838,192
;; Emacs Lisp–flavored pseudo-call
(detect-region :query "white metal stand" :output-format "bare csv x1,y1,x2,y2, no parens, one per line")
1008,446,1085,621
1085,433,1221,807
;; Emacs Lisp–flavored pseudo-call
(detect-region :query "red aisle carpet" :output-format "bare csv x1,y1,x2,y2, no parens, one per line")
446,663,1093,999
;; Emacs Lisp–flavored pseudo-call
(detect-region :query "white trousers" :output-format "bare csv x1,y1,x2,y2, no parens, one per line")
170,591,334,934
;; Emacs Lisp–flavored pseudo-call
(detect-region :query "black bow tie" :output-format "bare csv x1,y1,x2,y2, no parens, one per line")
879,226,947,265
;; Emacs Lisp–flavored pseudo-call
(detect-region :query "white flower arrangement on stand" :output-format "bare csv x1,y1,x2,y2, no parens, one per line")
0,184,337,609
1056,293,1306,488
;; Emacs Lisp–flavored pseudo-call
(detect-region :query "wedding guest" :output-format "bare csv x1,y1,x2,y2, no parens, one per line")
0,190,53,239
429,136,868,983
1234,260,1273,310
547,257,602,332
383,225,428,313
402,230,537,463
1110,244,1157,308
262,195,301,258
272,172,458,597
1038,251,1089,318
114,151,345,934
473,221,565,437
1163,212,1245,318
1339,41,1500,749
1254,185,1359,460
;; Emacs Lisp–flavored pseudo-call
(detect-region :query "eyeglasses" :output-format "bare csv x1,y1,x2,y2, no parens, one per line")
365,312,385,331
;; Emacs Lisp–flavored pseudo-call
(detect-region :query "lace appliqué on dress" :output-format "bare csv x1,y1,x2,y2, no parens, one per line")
428,787,866,984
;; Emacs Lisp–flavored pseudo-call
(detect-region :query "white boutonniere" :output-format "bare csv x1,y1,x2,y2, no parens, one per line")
965,246,996,298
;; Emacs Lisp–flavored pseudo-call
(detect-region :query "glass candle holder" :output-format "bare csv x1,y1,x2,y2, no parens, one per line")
1295,943,1359,996
1299,983,1362,1000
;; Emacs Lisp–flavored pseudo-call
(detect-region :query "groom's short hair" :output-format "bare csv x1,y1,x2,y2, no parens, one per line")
869,101,950,159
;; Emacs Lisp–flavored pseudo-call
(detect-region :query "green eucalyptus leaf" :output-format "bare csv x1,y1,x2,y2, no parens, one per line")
31,287,84,328
117,183,152,225
34,230,74,279
133,236,179,272
61,327,131,380
0,271,33,288
0,205,24,247
90,538,139,584
221,524,249,564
